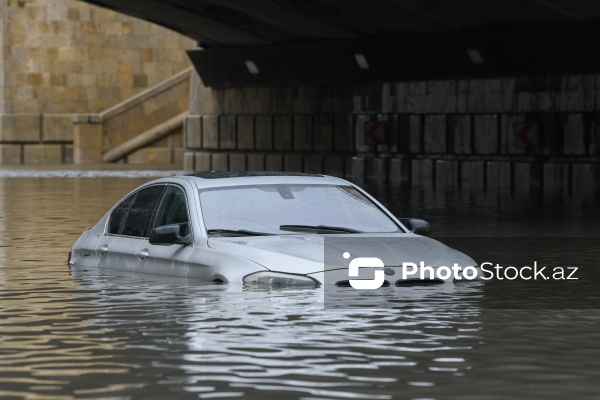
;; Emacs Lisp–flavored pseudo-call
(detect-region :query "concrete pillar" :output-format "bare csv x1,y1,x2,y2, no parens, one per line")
500,114,527,155
313,115,333,152
273,115,293,151
354,114,373,153
211,153,228,171
266,154,284,171
543,162,569,194
237,115,255,150
406,82,427,113
486,161,511,188
293,115,312,151
514,162,530,190
202,115,219,150
559,76,585,111
592,121,600,155
435,160,457,187
388,157,410,184
347,157,365,180
184,151,195,171
409,115,422,153
185,116,202,150
229,153,247,171
247,153,265,170
323,156,344,177
194,152,211,171
378,114,398,153
284,154,303,172
333,114,354,152
572,163,596,193
563,114,586,155
219,115,236,150
411,159,434,186
396,114,411,153
514,162,542,190
460,161,485,188
73,119,102,164
423,115,446,153
366,158,387,180
451,115,472,154
474,114,499,154
427,80,457,113
255,115,273,150
304,155,323,174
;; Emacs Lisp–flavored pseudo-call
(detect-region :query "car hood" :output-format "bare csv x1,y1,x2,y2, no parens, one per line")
207,234,475,275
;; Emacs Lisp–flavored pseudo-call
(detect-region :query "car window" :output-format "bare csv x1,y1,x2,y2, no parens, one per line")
199,184,400,234
108,185,166,237
108,193,135,235
154,186,190,236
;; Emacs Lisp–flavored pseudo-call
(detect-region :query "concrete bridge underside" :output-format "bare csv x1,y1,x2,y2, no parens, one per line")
82,0,600,192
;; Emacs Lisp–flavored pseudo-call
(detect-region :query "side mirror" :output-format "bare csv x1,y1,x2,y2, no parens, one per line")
399,218,432,237
149,223,192,245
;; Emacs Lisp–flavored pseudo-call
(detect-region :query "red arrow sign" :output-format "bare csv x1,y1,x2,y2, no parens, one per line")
516,122,537,149
365,121,385,145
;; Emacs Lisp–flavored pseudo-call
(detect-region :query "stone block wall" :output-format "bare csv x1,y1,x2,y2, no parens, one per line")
0,0,194,165
184,72,599,193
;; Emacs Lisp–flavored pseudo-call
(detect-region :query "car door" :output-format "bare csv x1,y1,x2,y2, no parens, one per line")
96,185,166,272
137,184,195,278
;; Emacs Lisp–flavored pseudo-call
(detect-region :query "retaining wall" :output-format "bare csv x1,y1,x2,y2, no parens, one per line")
0,0,193,165
184,73,599,192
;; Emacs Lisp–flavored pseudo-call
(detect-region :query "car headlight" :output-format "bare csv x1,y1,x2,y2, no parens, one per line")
243,271,319,287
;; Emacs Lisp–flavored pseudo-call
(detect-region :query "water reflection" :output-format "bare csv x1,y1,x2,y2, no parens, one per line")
69,269,482,399
0,176,598,399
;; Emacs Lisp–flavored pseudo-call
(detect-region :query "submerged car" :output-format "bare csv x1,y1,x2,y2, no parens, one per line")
69,171,480,287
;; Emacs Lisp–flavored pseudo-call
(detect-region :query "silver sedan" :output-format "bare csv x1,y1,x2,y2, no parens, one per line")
69,171,480,287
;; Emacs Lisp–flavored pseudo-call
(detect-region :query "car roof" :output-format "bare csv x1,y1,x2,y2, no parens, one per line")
179,171,350,189
188,171,322,179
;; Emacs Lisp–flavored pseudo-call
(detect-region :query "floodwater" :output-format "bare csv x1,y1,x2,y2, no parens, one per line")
0,173,599,399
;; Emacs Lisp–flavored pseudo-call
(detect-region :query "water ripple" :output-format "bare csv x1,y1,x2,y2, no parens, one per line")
0,178,598,399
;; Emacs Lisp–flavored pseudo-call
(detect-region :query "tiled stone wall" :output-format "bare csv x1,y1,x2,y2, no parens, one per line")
184,72,599,192
0,0,194,165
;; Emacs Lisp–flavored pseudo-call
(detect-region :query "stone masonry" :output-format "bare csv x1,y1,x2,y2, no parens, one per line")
184,72,599,193
0,0,194,165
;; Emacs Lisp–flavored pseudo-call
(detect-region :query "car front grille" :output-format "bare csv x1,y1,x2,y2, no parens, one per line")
335,280,391,287
334,279,445,287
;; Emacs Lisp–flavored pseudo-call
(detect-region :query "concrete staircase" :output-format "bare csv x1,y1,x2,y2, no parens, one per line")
73,68,191,165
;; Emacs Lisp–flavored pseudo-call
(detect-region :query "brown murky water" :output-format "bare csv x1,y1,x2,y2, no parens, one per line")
0,174,599,399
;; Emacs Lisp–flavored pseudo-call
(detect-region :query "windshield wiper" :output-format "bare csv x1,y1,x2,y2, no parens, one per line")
207,229,274,237
279,225,363,234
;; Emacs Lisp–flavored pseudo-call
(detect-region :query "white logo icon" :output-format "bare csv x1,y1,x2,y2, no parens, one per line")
344,252,385,290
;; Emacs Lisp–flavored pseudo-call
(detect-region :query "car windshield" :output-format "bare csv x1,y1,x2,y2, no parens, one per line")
199,184,401,235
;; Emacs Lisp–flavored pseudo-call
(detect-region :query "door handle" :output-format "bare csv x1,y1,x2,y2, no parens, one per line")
98,244,108,256
136,248,149,261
